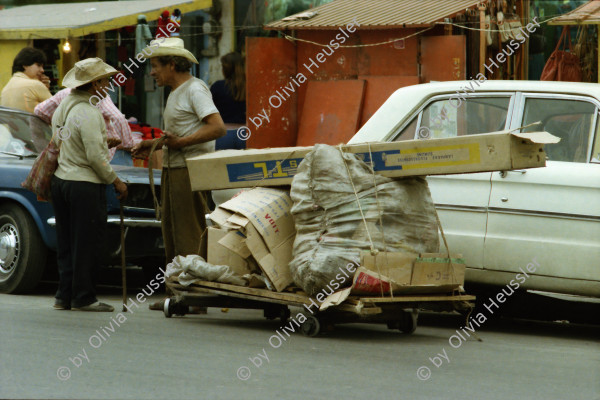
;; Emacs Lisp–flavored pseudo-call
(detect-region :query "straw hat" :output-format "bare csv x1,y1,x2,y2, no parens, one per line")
148,37,198,64
62,58,118,88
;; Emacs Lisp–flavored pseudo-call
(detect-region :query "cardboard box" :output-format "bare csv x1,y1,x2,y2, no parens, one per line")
186,131,558,191
361,251,416,286
317,251,468,311
412,253,466,288
208,188,295,291
207,227,252,276
326,251,465,300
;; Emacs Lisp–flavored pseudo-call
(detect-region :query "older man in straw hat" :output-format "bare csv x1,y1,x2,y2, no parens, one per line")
51,58,128,312
132,38,225,309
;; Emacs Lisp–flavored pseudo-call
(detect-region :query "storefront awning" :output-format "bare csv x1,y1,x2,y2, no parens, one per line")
548,0,600,26
0,0,211,40
265,0,482,30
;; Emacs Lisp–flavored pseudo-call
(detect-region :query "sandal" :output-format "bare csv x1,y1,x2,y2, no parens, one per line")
72,302,114,312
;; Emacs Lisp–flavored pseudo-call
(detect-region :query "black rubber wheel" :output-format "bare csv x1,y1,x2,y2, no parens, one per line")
163,298,173,318
264,306,291,323
300,315,321,337
399,310,418,334
280,307,291,324
0,204,47,293
386,321,400,330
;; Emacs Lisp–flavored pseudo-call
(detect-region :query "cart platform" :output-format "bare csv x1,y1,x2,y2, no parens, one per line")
164,278,475,336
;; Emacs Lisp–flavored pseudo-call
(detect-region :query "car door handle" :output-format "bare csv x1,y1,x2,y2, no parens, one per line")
501,197,508,202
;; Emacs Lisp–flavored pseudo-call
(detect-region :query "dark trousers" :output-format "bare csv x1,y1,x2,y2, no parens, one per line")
51,176,107,308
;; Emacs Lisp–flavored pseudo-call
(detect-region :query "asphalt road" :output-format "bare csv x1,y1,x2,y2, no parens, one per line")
1,285,599,400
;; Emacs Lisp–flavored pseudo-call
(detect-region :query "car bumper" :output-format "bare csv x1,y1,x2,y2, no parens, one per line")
47,217,162,228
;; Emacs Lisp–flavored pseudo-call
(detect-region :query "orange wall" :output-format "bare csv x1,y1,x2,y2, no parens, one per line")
246,28,466,147
295,29,419,123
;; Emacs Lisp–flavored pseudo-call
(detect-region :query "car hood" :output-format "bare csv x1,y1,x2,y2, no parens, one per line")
0,156,161,186
110,165,161,186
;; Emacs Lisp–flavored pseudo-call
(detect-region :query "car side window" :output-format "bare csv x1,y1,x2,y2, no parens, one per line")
418,97,510,139
394,116,418,141
0,111,51,155
592,123,600,163
521,98,595,163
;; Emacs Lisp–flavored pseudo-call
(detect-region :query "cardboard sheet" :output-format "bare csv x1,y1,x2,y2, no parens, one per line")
208,188,295,291
207,228,251,276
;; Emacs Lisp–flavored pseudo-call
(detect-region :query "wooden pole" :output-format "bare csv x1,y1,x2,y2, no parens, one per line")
120,201,127,312
479,3,487,76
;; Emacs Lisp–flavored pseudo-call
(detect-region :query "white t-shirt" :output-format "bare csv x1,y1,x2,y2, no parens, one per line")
163,77,219,168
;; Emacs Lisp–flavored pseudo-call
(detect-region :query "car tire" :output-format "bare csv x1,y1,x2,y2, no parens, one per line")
0,203,47,293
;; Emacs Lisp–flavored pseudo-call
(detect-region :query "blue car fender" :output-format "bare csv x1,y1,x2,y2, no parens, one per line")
0,190,56,250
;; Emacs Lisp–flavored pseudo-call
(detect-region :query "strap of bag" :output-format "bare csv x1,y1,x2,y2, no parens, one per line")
50,130,63,149
555,26,573,52
565,27,574,52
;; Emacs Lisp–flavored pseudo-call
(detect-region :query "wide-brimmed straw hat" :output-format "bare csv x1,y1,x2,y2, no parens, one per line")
147,37,198,64
62,58,118,88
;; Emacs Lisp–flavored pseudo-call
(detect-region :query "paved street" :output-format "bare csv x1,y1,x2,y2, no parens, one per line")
1,285,599,400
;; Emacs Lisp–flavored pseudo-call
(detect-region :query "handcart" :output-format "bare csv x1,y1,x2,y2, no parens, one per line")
164,278,475,336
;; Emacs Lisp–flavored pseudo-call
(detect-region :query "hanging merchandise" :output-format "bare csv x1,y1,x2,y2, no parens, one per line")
574,26,597,83
486,1,501,51
541,26,582,82
170,9,182,37
135,14,153,54
156,10,171,39
485,14,493,46
498,13,523,42
124,78,136,96
496,0,522,44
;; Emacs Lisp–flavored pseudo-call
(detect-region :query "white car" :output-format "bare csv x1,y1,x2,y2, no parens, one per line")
349,80,600,299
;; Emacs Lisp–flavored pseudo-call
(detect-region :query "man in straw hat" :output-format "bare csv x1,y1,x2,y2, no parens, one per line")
51,58,128,312
132,38,225,310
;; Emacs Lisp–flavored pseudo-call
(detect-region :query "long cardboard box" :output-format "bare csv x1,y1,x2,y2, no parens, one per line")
186,131,558,191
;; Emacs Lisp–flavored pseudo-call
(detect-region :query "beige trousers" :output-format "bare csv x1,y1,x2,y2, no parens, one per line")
161,167,209,264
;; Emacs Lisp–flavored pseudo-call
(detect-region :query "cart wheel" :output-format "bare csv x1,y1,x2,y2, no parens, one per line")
300,315,321,337
399,310,418,334
164,298,187,318
280,307,291,323
264,306,290,323
163,298,173,318
386,321,399,330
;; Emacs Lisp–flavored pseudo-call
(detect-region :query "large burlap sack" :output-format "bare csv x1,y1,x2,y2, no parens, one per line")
289,144,439,296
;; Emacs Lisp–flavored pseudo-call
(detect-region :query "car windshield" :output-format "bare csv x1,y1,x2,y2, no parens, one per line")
0,110,52,157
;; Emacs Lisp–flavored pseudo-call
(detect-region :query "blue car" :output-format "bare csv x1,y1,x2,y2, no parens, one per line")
0,106,164,293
